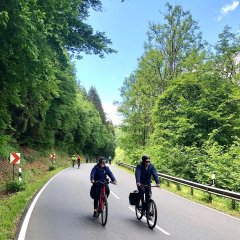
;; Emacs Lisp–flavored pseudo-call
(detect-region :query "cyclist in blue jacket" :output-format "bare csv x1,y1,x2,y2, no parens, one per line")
135,155,160,210
90,157,117,217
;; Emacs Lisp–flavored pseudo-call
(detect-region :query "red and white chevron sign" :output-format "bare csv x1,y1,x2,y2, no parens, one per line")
10,152,21,165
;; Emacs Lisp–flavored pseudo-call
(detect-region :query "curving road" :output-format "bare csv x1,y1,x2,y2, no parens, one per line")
17,163,240,240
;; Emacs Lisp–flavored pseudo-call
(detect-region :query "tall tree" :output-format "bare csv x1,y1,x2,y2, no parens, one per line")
213,25,240,83
146,3,203,81
88,86,106,123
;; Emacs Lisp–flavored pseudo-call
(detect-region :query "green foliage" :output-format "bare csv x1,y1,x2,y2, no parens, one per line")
5,181,26,193
49,165,57,171
0,0,116,158
118,3,240,193
152,70,240,147
88,86,106,123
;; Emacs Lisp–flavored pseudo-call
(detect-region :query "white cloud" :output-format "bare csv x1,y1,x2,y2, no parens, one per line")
218,0,239,21
103,103,123,126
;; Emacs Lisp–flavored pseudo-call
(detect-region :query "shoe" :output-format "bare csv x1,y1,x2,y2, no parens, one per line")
93,211,97,217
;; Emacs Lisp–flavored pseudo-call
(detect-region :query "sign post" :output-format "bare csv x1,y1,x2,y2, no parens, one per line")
10,153,21,181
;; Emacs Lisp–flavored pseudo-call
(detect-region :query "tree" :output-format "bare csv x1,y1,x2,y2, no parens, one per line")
213,25,240,83
152,68,240,148
88,86,106,123
146,3,203,81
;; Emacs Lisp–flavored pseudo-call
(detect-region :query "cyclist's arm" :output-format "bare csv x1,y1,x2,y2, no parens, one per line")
135,165,141,186
106,167,116,182
151,166,160,185
90,166,96,182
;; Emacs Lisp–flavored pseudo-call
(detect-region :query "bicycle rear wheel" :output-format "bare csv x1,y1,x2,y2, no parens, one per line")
135,198,144,220
146,199,157,229
101,196,108,226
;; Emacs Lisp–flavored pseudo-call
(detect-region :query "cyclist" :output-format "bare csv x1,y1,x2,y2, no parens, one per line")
135,155,160,212
108,156,112,165
90,157,117,217
77,155,81,169
71,154,76,168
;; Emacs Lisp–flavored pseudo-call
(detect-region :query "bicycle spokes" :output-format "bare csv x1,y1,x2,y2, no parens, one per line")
146,199,157,229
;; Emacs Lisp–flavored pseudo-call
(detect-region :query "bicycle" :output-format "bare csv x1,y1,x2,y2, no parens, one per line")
135,185,158,229
95,180,115,226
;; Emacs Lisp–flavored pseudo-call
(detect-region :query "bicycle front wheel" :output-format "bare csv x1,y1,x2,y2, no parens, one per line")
135,198,144,220
101,196,108,226
146,199,157,229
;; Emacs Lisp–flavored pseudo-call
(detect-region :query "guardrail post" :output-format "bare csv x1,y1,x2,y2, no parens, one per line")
190,187,194,195
208,192,213,203
167,180,170,187
231,199,236,209
176,183,181,191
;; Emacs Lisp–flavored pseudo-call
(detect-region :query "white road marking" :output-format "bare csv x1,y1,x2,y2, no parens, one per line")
18,169,67,240
110,191,120,199
128,207,171,235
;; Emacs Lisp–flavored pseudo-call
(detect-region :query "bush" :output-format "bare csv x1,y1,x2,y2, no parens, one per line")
49,165,57,171
5,181,26,193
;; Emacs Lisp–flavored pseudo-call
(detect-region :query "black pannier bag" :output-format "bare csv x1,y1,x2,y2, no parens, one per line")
129,190,139,205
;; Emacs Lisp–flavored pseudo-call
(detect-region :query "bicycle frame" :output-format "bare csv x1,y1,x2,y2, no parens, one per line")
95,180,109,226
99,183,106,211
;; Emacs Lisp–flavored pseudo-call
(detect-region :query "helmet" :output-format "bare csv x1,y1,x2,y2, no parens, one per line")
142,155,150,161
98,157,106,165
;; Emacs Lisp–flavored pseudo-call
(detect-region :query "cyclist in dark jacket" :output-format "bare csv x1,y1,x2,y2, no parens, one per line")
90,157,117,217
135,155,160,209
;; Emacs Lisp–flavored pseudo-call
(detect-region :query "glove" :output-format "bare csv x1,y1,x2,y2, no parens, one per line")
136,183,141,187
156,183,161,188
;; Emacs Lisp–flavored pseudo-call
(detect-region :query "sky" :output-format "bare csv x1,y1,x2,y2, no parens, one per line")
75,0,240,125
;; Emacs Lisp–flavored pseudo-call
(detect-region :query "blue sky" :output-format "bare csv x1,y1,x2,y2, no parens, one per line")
75,0,240,125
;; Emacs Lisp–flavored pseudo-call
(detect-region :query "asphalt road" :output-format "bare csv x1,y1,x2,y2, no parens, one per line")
17,163,240,240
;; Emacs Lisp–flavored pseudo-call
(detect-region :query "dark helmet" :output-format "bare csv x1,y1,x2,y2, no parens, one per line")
98,157,106,165
142,155,150,161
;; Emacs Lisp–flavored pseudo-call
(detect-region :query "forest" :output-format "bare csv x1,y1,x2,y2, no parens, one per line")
0,0,116,159
0,1,240,192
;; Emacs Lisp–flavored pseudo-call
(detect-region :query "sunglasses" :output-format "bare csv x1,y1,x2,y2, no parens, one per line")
145,160,150,163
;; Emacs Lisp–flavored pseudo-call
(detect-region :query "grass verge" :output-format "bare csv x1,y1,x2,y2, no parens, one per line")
0,167,67,240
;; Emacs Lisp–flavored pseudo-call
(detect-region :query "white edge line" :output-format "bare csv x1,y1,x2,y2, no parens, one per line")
110,191,120,199
128,207,171,235
18,169,67,240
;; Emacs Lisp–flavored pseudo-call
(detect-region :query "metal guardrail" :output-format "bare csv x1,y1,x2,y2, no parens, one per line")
117,162,240,203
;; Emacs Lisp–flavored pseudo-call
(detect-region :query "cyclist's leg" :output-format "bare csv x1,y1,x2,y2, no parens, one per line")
93,185,101,217
105,185,110,197
145,186,151,202
137,185,145,209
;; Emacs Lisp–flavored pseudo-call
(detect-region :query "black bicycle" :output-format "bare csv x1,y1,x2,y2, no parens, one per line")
135,185,158,229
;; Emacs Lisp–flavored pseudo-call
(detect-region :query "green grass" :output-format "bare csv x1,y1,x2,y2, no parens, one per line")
116,164,240,219
0,149,70,240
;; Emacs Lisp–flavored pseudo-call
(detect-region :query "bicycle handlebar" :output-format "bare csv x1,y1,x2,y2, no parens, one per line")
92,180,117,185
138,184,160,188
